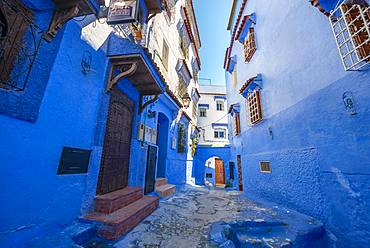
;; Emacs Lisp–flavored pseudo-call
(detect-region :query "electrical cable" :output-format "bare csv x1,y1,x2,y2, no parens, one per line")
198,112,229,129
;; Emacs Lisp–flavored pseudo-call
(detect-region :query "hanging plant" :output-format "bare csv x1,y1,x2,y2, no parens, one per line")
191,137,198,157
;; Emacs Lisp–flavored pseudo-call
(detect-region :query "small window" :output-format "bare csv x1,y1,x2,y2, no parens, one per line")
232,66,238,89
260,161,271,173
216,100,225,111
244,27,257,62
214,129,226,139
234,112,241,135
177,75,188,98
247,89,263,124
199,107,207,117
162,39,169,70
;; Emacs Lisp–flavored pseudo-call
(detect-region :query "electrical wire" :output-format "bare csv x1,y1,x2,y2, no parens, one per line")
198,112,229,129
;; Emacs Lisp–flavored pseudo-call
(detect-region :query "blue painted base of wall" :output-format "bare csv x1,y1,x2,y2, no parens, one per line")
233,71,370,247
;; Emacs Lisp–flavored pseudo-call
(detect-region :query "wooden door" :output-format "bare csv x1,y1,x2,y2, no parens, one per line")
96,89,134,195
215,158,225,185
144,145,157,195
237,155,243,191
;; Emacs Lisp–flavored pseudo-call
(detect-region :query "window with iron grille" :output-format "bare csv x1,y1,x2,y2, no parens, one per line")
180,29,189,59
247,89,263,124
199,107,207,117
216,100,225,111
244,27,257,62
234,112,241,135
330,2,370,70
162,39,169,70
177,75,188,98
260,161,271,173
177,124,186,153
0,0,42,91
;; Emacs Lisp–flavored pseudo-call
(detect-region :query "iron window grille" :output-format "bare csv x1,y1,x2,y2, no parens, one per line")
244,27,257,63
0,0,42,91
330,3,370,70
177,74,188,99
177,124,186,153
180,29,189,59
247,89,263,124
260,161,271,173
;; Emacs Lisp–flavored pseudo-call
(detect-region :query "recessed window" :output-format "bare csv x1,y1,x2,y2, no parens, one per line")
247,89,263,124
216,100,225,111
214,129,226,139
260,161,271,173
177,75,188,98
199,107,207,117
234,112,241,135
162,39,169,70
244,27,257,62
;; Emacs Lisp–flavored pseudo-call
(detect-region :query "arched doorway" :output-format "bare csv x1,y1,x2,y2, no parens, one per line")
204,157,225,187
156,113,169,178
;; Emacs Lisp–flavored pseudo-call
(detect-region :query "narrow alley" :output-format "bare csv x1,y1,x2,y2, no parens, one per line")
1,0,370,247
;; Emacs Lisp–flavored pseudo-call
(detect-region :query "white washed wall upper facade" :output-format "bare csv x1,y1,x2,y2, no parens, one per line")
225,0,350,136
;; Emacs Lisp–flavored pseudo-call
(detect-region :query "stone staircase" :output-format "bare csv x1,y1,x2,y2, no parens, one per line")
84,187,159,240
156,178,176,198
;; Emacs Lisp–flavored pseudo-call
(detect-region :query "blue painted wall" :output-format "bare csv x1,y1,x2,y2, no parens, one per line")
225,1,370,247
0,1,180,246
0,18,109,246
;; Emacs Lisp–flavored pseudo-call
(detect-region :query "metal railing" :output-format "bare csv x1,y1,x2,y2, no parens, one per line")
0,0,43,91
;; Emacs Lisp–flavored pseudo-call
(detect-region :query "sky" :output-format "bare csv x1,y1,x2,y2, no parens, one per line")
193,0,232,86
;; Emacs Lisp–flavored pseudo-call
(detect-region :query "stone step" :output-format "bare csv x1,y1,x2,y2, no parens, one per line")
95,187,143,214
156,184,176,198
85,195,159,240
155,178,168,187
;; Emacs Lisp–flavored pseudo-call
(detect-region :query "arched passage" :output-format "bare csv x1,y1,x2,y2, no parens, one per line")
193,145,231,186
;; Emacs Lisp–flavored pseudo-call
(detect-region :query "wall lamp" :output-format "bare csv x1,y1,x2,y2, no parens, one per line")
182,93,191,109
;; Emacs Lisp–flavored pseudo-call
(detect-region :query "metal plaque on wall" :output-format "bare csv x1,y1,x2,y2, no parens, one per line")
107,0,139,25
57,147,92,175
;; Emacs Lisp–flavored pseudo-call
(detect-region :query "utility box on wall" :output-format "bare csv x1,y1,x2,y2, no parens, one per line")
57,147,91,175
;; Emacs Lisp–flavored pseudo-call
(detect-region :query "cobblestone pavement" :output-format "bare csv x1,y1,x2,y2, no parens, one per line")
111,186,274,248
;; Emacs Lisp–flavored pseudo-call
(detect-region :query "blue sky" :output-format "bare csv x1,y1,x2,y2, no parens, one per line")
193,0,232,86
